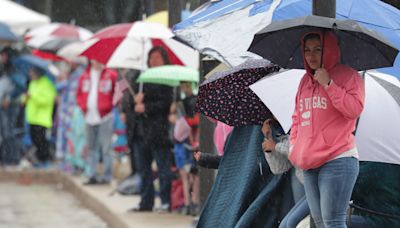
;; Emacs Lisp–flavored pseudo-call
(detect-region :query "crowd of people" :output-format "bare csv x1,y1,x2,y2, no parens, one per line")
1,21,398,228
0,43,232,217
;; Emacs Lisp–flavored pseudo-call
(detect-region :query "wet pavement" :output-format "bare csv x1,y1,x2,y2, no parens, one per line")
0,183,108,228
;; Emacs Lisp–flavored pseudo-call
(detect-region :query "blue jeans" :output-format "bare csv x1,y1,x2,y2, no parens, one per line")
304,157,359,228
85,118,114,182
280,195,310,228
280,169,309,228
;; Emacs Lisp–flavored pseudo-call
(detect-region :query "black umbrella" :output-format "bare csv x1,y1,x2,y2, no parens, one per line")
248,15,399,71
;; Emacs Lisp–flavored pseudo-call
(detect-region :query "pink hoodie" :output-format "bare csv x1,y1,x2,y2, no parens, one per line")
289,31,365,170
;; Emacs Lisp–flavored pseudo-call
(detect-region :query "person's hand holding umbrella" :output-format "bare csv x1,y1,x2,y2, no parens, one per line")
261,120,276,153
134,92,145,113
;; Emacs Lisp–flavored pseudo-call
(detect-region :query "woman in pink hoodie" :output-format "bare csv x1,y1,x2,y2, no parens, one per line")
289,31,365,227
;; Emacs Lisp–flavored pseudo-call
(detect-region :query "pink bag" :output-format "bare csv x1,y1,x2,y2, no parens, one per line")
213,121,233,156
174,117,191,142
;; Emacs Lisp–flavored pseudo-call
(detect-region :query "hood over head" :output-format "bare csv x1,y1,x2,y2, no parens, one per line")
301,30,341,76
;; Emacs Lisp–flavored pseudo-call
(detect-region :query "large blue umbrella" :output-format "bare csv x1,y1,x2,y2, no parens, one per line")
174,0,261,30
0,22,18,41
174,0,400,77
12,55,57,82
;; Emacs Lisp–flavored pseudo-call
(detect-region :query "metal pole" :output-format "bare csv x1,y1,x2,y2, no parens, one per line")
312,0,336,18
197,57,220,205
168,0,185,27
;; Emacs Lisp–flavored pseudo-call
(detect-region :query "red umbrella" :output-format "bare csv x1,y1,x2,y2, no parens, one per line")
79,21,199,70
25,23,92,48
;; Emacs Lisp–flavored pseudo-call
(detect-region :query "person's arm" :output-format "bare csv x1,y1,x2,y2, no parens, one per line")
275,135,290,156
194,151,221,169
324,71,365,120
289,90,301,146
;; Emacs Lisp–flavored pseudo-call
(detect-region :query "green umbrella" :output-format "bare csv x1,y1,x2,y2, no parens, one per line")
137,65,199,87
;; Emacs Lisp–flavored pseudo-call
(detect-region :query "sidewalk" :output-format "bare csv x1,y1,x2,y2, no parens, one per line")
0,168,194,228
66,175,194,228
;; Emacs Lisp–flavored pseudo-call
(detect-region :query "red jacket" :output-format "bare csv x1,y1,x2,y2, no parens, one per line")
76,66,118,117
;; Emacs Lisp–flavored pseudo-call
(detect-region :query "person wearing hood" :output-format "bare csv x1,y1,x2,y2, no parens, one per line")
24,66,57,167
289,31,365,227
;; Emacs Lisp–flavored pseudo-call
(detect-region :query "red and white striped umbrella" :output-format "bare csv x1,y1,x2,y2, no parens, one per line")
79,21,199,70
25,23,93,48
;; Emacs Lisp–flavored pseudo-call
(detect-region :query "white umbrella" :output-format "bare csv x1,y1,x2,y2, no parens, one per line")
250,70,400,165
0,0,50,35
57,41,87,64
25,23,93,48
174,0,281,67
79,21,199,70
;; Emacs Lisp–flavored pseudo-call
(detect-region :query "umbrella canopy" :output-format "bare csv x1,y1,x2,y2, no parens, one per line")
174,0,400,75
0,0,50,35
0,21,18,41
31,38,78,61
250,70,400,166
136,65,199,87
12,54,59,82
174,0,280,66
248,15,399,71
145,11,168,27
25,23,92,48
196,59,279,127
57,41,87,62
268,0,400,77
79,21,199,70
38,38,78,54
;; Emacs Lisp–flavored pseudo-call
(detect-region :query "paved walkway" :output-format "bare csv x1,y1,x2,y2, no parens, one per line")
68,175,194,228
0,169,194,228
0,183,107,228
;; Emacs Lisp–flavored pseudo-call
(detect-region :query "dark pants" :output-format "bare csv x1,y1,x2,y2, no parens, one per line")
29,125,50,162
137,143,172,208
126,122,139,175
0,106,21,165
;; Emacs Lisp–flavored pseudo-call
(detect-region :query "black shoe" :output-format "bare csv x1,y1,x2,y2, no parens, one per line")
127,206,153,212
83,177,98,185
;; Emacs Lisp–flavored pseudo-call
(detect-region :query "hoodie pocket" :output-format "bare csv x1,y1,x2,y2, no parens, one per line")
321,127,340,146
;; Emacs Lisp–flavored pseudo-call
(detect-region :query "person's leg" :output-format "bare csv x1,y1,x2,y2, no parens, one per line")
126,123,136,175
291,168,305,203
84,124,100,181
29,125,50,163
137,143,155,209
153,145,172,207
98,118,114,183
303,168,325,228
174,144,190,207
279,195,310,228
318,157,359,228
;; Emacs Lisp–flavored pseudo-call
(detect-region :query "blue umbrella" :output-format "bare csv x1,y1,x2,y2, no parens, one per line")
0,22,18,41
174,0,400,77
12,55,57,82
173,0,261,30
